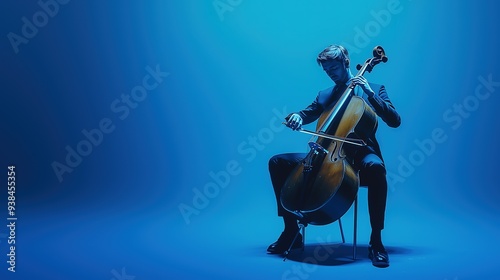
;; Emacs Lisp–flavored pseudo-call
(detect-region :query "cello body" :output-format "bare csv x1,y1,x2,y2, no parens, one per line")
280,46,387,225
281,96,377,225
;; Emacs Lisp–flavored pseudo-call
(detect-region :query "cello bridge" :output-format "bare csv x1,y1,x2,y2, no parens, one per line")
303,142,328,172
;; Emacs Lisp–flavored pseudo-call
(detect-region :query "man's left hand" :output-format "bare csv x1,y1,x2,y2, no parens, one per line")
350,76,375,98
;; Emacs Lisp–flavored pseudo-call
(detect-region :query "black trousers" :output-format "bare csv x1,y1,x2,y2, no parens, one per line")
269,148,387,231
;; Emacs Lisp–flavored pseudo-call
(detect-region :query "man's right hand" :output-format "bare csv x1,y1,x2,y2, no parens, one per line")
285,113,303,131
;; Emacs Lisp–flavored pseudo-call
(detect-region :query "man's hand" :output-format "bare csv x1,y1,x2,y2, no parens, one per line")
350,76,375,98
285,113,303,131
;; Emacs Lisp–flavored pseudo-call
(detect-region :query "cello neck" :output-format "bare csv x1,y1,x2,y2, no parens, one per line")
316,62,367,134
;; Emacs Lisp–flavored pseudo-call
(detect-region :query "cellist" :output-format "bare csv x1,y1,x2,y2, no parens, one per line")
267,44,401,268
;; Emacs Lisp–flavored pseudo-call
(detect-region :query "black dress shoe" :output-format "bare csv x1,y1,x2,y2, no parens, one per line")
368,245,389,268
267,231,303,254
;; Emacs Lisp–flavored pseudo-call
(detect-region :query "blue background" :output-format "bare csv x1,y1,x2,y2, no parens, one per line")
1,0,499,279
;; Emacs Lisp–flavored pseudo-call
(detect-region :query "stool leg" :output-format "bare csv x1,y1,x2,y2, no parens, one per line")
283,222,307,262
301,224,306,251
353,195,358,260
338,218,345,243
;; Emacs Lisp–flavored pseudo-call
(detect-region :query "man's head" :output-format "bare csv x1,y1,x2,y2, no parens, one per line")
317,45,351,84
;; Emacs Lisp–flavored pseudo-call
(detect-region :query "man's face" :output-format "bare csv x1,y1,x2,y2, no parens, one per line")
321,59,348,84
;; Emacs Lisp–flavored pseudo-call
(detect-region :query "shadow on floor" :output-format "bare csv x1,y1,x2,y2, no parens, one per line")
269,243,414,266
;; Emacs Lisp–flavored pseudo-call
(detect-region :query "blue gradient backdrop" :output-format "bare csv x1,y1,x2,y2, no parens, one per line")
1,0,499,279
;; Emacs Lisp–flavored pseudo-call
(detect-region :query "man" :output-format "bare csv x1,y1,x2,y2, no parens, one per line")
267,45,401,268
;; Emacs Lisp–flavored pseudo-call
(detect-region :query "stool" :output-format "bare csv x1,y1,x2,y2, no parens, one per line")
283,193,360,261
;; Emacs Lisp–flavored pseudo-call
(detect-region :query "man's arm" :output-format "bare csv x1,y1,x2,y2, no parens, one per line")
297,94,324,125
367,85,401,128
350,76,401,128
285,92,327,130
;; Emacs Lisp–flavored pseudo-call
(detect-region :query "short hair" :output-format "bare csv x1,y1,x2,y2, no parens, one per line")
316,45,350,66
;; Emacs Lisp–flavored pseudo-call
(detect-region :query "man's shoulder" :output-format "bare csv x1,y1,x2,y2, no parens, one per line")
316,86,336,105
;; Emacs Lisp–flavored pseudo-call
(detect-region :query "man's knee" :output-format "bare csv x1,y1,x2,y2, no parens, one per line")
269,154,295,170
269,155,281,170
366,161,386,176
360,162,387,184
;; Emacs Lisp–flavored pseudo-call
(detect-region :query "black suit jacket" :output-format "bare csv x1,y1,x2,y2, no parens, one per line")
295,82,401,163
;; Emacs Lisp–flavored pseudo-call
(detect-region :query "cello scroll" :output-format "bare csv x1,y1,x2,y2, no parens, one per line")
356,46,388,72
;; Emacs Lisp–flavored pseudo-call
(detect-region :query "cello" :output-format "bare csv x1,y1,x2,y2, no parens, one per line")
280,46,389,228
